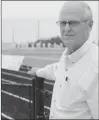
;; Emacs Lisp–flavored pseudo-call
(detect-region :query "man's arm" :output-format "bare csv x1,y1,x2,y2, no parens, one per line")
27,63,57,81
27,67,40,76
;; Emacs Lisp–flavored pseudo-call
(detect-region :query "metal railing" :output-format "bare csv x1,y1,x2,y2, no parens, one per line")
1,68,54,119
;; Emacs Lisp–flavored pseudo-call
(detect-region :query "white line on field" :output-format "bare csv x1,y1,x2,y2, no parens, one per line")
2,90,50,110
2,79,18,84
2,53,60,61
44,89,52,94
2,78,53,93
1,113,14,120
25,56,59,61
2,79,32,86
44,106,50,110
16,48,64,50
2,72,55,86
44,81,54,86
2,72,32,80
1,90,33,103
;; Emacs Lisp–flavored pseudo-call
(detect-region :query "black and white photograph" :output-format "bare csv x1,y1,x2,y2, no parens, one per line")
1,1,98,119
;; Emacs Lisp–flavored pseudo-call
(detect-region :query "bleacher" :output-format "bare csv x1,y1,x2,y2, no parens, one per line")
1,55,55,119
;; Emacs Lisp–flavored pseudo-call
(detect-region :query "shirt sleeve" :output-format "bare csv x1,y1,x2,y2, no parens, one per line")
86,64,99,119
36,62,57,81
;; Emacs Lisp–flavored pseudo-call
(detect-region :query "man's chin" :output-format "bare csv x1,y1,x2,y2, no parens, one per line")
63,40,74,48
64,40,74,45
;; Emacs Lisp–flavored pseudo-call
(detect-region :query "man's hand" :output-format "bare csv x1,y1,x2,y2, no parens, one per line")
27,64,56,81
27,67,40,76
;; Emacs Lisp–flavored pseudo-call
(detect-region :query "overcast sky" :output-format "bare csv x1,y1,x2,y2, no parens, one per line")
2,1,98,44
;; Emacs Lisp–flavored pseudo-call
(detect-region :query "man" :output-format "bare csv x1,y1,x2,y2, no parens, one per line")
28,1,98,119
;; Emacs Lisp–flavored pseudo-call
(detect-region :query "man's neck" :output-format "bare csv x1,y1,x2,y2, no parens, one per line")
67,44,83,55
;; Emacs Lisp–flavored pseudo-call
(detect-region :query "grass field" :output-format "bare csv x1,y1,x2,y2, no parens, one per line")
2,48,65,67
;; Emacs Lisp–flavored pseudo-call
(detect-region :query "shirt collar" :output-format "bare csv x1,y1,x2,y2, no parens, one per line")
63,39,92,63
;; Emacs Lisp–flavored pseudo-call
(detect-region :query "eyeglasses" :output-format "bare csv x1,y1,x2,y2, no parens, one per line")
56,20,88,27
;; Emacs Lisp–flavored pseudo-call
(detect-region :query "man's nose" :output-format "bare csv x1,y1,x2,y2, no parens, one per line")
64,23,71,32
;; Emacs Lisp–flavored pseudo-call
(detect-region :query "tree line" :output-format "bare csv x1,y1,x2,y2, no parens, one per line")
28,36,65,48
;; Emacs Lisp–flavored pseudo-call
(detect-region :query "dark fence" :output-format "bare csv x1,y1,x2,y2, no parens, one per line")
1,66,55,119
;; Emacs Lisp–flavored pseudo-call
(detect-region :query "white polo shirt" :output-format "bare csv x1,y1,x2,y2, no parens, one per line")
36,40,98,119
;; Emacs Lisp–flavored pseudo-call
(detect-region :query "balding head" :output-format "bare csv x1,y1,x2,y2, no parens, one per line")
58,1,93,54
59,1,93,21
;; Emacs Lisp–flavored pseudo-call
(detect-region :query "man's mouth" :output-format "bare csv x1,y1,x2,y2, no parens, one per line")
65,34,74,36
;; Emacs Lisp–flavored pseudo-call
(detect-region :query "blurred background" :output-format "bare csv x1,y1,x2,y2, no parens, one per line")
2,1,98,49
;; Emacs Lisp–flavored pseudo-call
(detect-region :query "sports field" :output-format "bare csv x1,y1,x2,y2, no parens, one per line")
2,48,65,67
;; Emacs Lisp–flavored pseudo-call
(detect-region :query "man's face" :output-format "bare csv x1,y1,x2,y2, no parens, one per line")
59,2,92,52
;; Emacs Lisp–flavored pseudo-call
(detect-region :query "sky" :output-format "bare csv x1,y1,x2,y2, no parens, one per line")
2,1,98,44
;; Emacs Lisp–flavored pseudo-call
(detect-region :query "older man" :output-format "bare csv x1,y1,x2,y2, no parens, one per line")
28,1,98,119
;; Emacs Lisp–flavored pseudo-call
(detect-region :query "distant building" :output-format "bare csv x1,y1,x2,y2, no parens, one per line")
36,42,41,48
60,43,63,48
48,43,51,48
42,43,45,48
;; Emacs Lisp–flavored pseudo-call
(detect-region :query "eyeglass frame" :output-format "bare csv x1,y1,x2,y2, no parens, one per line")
56,19,92,28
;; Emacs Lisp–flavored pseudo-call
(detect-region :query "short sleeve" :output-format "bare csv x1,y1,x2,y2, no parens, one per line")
36,62,58,81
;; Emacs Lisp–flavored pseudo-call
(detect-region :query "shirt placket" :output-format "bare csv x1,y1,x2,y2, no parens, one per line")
50,57,70,118
50,78,63,118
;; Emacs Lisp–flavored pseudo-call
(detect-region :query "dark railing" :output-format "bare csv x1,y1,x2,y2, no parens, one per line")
1,68,54,119
33,76,45,119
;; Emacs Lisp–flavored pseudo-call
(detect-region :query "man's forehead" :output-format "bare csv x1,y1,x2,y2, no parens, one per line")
59,2,86,21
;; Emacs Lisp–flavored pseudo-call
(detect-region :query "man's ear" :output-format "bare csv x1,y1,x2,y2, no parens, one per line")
88,20,93,31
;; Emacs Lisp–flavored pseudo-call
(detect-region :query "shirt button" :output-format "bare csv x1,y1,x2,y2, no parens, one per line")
54,100,56,102
66,69,68,71
65,77,68,81
60,85,62,87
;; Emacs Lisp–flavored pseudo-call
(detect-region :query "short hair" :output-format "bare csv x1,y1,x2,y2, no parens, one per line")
60,1,93,21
